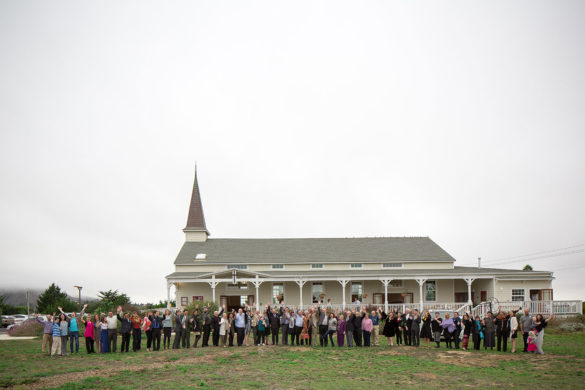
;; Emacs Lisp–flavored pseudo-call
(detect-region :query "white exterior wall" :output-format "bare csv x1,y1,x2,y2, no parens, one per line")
494,280,553,302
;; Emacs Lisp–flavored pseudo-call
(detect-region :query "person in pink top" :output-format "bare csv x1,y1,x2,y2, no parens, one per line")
527,330,537,353
81,316,95,354
361,310,373,347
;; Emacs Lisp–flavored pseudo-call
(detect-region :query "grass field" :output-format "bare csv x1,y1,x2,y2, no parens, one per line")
1,331,584,389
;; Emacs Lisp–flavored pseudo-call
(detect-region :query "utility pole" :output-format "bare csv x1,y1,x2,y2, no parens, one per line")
26,290,30,316
74,286,83,309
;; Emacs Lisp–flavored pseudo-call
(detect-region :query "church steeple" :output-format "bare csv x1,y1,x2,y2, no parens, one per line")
183,166,209,242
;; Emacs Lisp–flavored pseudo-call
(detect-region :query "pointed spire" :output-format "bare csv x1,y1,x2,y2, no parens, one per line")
183,165,209,236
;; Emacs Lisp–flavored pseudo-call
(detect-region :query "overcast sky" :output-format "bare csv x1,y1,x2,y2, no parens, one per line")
1,1,584,304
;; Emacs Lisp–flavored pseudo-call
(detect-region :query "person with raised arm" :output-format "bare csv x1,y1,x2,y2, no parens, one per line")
117,309,132,353
532,313,554,354
508,309,519,353
105,306,121,352
81,314,95,353
190,308,202,348
431,312,442,348
245,306,252,346
34,313,54,355
130,311,142,351
370,309,381,347
172,308,183,349
58,303,87,354
420,310,432,348
234,307,248,346
149,310,163,351
211,305,225,347
201,306,212,347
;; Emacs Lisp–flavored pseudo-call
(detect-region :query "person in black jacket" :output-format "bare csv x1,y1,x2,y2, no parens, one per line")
403,309,412,346
191,309,202,348
211,306,225,347
172,311,184,349
410,309,421,347
345,310,355,347
267,306,280,345
149,310,163,351
431,312,443,348
117,311,132,353
495,311,510,352
353,309,365,347
181,309,191,348
201,307,211,347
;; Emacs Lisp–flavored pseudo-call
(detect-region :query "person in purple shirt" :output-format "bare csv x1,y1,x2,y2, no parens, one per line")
441,313,456,349
337,314,346,347
34,313,54,355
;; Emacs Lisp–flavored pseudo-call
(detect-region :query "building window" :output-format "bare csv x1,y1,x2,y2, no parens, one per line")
271,264,284,269
311,264,324,269
312,283,324,303
351,282,363,303
240,295,249,306
350,263,362,268
180,297,188,306
192,296,203,302
272,284,284,304
382,263,403,268
512,289,525,302
425,281,437,301
227,265,247,270
389,280,402,287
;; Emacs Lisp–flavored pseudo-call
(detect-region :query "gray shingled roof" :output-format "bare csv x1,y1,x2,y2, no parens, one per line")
174,237,456,265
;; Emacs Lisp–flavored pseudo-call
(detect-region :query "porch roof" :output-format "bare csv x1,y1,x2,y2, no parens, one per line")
166,265,553,281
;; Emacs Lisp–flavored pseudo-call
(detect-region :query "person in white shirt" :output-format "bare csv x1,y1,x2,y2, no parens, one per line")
219,313,228,347
105,306,121,352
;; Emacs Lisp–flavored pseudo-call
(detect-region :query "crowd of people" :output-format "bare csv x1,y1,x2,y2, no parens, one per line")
34,303,554,357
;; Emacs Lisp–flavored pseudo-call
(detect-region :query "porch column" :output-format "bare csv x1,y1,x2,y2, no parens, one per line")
338,280,349,309
295,279,307,307
415,278,427,312
207,275,219,303
166,281,172,309
381,279,392,313
252,275,263,312
464,277,475,311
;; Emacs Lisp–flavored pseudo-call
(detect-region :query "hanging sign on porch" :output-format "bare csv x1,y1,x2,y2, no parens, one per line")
232,269,237,284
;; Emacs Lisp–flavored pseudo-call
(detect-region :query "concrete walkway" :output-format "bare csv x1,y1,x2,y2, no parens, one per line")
0,333,37,340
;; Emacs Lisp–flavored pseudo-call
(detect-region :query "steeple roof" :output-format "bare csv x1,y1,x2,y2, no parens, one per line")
184,167,209,234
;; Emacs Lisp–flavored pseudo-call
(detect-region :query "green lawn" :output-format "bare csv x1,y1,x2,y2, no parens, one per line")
1,331,584,389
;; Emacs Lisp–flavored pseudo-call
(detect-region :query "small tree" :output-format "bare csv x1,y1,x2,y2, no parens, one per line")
95,290,131,313
36,283,78,314
523,264,533,271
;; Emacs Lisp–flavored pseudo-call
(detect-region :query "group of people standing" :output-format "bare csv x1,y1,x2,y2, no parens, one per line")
35,303,554,357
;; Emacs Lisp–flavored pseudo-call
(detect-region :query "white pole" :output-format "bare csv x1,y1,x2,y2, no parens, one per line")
211,275,216,303
384,282,389,313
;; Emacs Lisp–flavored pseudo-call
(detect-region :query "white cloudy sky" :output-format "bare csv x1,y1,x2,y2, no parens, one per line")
1,1,584,304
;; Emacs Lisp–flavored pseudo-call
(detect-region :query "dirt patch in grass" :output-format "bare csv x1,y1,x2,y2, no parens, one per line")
25,351,232,389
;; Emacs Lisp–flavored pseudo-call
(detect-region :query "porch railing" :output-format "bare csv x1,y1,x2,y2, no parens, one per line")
472,300,582,318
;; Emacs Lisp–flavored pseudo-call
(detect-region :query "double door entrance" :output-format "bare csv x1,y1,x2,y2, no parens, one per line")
220,295,255,312
373,292,414,305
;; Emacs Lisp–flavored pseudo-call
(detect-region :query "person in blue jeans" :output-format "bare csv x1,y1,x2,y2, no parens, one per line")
59,304,87,353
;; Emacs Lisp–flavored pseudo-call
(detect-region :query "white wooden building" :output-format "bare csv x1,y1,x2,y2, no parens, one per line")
166,170,582,316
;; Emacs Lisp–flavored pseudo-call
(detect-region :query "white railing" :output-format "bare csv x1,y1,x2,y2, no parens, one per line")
472,300,582,318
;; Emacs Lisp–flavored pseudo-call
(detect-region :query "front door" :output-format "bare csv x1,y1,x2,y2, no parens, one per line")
480,291,487,302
